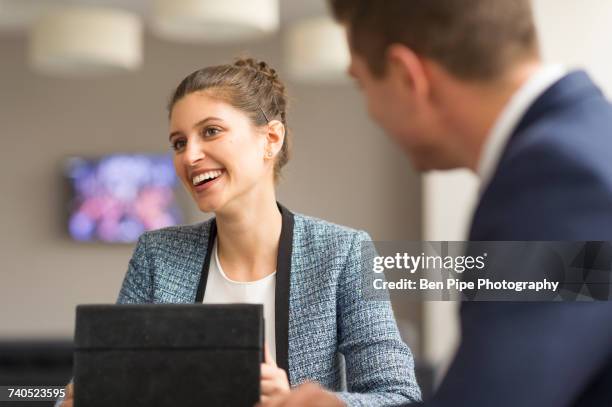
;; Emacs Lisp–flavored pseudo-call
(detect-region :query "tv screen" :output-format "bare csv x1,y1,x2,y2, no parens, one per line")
65,154,183,243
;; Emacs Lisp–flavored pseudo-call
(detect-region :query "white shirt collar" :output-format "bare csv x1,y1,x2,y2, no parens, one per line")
477,64,567,191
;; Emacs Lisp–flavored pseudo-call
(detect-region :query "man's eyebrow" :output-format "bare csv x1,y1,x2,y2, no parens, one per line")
168,116,223,140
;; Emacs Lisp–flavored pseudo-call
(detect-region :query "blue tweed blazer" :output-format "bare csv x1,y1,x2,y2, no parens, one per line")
117,205,421,406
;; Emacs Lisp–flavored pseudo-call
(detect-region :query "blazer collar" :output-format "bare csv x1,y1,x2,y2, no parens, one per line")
194,203,294,375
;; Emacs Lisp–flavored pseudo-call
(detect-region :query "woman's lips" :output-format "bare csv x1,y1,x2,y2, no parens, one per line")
193,170,224,193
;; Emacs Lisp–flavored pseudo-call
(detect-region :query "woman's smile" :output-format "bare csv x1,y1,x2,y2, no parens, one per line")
190,168,226,194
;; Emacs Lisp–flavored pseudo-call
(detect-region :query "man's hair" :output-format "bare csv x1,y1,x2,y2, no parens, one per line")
329,0,539,80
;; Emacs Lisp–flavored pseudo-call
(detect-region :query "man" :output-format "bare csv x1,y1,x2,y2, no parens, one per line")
260,0,612,406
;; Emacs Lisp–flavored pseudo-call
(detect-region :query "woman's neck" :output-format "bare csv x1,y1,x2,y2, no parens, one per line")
214,194,282,282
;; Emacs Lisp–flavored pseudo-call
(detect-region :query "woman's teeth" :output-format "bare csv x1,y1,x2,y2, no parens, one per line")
192,170,223,186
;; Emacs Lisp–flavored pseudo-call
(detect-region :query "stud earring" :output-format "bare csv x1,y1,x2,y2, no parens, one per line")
266,150,273,158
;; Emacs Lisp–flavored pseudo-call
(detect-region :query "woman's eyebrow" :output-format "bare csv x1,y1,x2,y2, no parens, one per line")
168,116,224,140
193,116,223,128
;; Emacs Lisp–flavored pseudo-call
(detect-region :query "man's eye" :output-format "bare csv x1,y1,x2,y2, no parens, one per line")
203,127,221,137
171,139,187,151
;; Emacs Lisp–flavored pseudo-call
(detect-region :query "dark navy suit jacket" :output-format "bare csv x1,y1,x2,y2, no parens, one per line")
411,71,612,407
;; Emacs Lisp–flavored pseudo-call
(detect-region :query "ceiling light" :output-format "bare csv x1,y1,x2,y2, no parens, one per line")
151,0,279,43
285,16,350,83
29,7,143,76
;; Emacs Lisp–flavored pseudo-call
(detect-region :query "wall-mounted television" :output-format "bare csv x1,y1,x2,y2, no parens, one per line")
64,154,183,243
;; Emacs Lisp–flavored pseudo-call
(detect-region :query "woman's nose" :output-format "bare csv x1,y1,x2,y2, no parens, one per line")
184,138,206,165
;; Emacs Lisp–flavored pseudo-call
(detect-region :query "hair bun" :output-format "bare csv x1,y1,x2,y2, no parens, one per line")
234,57,281,88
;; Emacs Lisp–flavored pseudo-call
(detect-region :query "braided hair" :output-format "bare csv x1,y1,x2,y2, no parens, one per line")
168,57,291,181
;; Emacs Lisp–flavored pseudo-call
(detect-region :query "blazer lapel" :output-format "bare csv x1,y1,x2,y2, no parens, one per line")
195,219,217,303
275,204,294,376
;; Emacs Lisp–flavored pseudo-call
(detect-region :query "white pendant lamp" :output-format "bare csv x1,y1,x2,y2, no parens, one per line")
151,0,279,43
285,16,351,84
29,7,143,76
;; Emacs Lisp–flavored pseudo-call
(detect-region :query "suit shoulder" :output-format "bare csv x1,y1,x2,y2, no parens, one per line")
503,125,612,191
508,95,612,175
476,123,612,239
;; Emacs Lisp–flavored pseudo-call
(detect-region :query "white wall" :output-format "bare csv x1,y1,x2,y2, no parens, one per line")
533,0,612,96
422,170,478,381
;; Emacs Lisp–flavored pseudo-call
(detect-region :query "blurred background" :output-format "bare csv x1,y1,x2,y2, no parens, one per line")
1,0,611,403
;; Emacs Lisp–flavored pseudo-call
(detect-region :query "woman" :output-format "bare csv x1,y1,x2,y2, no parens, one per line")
60,58,421,406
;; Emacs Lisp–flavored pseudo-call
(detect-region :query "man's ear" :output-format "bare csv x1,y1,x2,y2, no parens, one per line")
265,120,285,157
386,44,431,98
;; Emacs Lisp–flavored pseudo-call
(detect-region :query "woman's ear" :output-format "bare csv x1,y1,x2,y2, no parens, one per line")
265,120,285,158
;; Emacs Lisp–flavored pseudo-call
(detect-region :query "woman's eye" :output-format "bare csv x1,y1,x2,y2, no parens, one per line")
171,139,187,151
203,127,221,137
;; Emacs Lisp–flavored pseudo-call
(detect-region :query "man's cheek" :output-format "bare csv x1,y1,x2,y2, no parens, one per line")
366,94,385,120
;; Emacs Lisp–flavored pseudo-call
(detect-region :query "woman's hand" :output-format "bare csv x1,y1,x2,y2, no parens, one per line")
58,383,73,407
260,344,290,403
256,382,345,407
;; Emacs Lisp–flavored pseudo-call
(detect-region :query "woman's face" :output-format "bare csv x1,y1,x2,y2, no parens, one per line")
169,91,273,214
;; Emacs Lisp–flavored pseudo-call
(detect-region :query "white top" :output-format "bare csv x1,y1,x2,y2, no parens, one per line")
202,241,277,362
477,64,568,192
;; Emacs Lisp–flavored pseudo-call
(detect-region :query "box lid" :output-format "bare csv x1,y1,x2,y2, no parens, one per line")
74,304,264,350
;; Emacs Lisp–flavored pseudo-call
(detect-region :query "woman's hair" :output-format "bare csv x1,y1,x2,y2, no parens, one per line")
168,57,291,181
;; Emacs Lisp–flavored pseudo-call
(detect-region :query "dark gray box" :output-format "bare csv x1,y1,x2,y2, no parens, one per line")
74,304,263,407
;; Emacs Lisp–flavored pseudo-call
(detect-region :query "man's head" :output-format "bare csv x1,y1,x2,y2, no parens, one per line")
330,0,540,170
